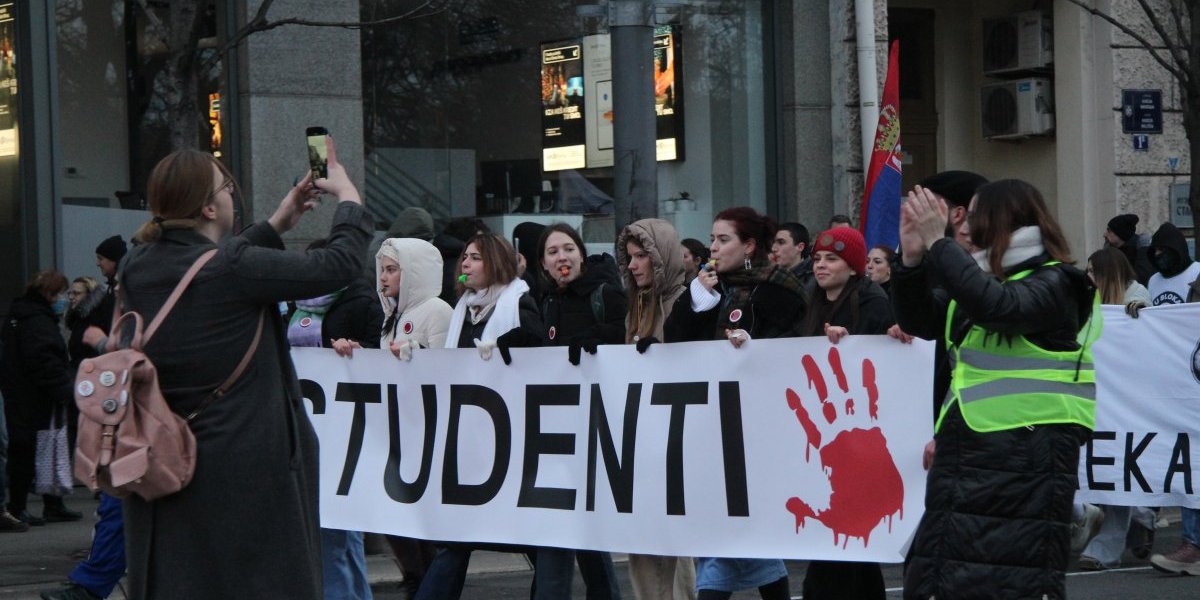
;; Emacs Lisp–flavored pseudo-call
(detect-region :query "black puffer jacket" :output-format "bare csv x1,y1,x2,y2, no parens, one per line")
0,291,74,444
539,256,627,346
893,237,1093,600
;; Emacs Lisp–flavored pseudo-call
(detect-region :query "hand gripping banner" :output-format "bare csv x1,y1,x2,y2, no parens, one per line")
293,336,935,562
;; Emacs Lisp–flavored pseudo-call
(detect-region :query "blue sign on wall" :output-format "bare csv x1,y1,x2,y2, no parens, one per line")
1122,89,1163,134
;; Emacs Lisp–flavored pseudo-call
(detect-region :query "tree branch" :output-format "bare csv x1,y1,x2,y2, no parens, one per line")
1062,0,1189,83
1168,0,1188,48
200,0,444,72
1135,0,1191,76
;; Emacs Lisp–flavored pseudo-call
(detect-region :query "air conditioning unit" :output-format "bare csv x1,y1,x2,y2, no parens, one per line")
981,78,1054,139
983,11,1053,75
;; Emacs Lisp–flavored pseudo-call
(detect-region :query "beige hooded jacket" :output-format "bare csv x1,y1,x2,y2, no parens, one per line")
616,218,687,343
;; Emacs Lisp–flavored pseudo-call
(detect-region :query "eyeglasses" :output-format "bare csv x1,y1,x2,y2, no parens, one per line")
209,179,234,199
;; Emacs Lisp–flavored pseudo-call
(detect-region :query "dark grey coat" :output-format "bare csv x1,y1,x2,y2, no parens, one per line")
117,202,372,599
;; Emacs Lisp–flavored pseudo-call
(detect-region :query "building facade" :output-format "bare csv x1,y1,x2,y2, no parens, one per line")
0,0,1192,309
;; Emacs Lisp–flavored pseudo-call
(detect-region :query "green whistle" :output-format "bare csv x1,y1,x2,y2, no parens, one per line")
457,274,468,283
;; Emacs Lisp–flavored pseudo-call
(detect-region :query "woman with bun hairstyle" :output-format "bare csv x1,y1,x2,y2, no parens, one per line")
616,217,698,600
668,207,805,600
117,138,372,599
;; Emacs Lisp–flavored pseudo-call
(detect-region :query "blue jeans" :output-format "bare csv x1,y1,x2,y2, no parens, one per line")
416,545,574,600
69,493,126,598
321,529,372,600
1183,507,1200,547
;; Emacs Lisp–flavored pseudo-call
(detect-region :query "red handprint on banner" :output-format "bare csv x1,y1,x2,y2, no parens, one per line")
785,346,903,548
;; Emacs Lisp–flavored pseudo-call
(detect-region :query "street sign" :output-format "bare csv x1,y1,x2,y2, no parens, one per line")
1133,134,1149,151
1122,89,1163,134
1170,183,1194,229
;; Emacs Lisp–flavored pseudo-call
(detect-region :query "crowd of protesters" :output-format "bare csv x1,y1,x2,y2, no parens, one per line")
1,136,1199,600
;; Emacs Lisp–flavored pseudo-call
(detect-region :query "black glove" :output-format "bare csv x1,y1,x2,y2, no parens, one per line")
635,336,660,354
496,328,541,365
567,337,600,365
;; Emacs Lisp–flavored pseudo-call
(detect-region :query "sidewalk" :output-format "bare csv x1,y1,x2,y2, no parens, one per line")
0,488,535,599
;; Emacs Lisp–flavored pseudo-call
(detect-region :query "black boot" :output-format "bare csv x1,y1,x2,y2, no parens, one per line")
42,496,82,523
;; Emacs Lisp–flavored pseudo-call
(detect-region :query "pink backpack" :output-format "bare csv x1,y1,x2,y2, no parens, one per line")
74,250,263,500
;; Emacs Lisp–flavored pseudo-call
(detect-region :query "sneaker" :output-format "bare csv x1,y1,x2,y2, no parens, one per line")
1150,541,1200,575
43,505,82,523
13,511,46,526
0,510,30,532
1070,503,1105,553
1077,555,1107,571
39,583,102,600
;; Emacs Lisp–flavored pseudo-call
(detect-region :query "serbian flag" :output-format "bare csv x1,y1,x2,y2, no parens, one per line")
860,40,901,250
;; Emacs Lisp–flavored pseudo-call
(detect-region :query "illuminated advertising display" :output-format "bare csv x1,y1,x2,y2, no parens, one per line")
540,40,586,171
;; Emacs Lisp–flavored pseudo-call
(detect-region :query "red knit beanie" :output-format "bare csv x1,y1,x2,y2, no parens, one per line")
813,228,867,275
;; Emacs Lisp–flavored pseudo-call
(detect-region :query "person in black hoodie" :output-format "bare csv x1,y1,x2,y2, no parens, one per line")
797,227,891,600
532,223,625,600
1144,222,1200,307
894,180,1097,600
1,270,83,526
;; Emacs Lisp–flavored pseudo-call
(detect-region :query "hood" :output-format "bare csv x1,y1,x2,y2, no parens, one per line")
513,222,546,268
616,218,686,299
386,207,435,241
1151,222,1191,263
434,232,465,259
376,238,445,316
66,285,107,327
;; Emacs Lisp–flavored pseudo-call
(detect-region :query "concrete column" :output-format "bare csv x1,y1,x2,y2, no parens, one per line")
1053,0,1116,259
778,0,834,227
236,0,366,246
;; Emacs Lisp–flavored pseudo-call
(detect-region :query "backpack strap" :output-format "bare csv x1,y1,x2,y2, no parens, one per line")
143,249,219,345
185,309,265,422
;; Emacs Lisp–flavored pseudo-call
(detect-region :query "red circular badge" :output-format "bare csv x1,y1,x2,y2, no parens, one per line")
729,309,743,323
549,326,557,340
299,317,313,328
403,321,414,335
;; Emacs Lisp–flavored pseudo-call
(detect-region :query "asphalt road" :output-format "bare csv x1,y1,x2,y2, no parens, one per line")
373,527,1198,600
3,490,1196,599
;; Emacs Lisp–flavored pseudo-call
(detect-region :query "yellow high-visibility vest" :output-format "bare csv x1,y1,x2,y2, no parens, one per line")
937,262,1102,433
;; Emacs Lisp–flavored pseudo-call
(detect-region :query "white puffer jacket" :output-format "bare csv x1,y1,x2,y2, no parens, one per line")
377,238,454,349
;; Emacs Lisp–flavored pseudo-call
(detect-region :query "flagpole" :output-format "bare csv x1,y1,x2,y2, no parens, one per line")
855,0,880,186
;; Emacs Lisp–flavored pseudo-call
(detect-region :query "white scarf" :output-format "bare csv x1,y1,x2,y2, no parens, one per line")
972,226,1045,274
444,278,529,348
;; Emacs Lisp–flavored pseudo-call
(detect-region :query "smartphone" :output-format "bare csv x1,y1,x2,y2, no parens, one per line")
306,126,328,179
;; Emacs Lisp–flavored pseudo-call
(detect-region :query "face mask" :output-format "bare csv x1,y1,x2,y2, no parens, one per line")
1154,252,1181,276
51,297,68,316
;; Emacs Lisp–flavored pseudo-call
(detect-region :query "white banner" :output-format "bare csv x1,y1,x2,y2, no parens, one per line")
1077,303,1200,508
294,336,935,562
